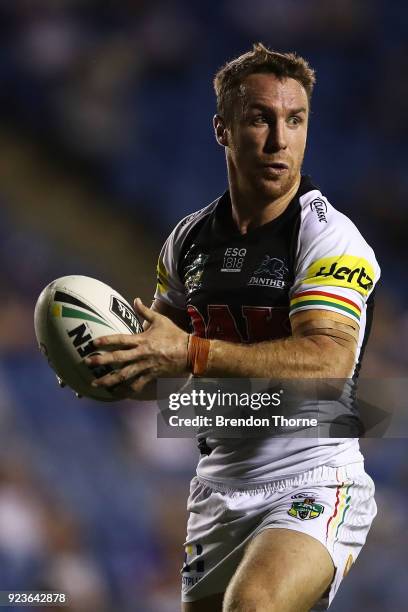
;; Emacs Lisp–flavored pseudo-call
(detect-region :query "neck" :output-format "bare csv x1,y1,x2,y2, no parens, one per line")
228,174,301,234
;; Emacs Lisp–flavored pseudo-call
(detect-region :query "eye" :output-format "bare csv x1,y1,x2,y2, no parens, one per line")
252,114,268,125
288,115,302,126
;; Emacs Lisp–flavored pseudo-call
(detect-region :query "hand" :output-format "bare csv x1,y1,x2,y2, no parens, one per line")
85,298,189,398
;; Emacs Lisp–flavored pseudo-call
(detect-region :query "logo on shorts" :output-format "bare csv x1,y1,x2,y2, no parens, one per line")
288,497,324,520
182,543,205,587
291,492,317,500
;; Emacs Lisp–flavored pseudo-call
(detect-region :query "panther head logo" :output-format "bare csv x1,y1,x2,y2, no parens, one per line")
253,256,288,279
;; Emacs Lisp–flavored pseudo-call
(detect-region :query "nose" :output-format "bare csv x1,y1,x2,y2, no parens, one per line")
265,119,287,152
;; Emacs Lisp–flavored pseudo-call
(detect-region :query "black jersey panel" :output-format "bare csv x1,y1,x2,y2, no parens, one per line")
177,181,319,342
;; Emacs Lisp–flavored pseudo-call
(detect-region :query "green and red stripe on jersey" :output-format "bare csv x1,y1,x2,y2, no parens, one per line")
290,290,361,321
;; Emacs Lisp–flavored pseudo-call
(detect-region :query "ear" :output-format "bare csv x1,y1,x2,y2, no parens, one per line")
213,114,229,147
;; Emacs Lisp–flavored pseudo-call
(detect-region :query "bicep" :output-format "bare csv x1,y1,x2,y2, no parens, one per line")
150,298,190,332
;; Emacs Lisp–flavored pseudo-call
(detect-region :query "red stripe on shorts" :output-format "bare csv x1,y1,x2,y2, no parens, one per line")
326,483,343,542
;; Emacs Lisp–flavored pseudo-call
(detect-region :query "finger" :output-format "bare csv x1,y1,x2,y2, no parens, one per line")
127,373,154,397
134,297,157,324
92,362,148,388
107,372,153,400
85,348,143,367
93,334,139,348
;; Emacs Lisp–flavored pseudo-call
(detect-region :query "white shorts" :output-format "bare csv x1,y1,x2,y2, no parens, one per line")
182,463,376,610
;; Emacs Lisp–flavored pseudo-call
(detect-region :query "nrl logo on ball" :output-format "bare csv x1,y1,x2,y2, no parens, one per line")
110,296,142,334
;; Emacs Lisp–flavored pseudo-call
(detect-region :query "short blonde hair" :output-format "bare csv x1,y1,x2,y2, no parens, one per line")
214,43,316,122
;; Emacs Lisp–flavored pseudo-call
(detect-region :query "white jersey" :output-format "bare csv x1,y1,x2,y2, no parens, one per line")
154,176,380,485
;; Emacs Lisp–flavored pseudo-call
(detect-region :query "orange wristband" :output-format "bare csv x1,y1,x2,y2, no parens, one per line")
187,335,210,376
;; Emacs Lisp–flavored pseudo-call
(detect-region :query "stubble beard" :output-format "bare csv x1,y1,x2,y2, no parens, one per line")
227,147,303,206
253,167,299,203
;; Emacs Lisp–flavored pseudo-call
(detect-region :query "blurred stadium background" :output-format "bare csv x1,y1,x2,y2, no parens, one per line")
0,1,407,610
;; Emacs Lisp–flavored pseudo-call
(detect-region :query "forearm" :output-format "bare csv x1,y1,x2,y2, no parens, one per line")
90,304,358,397
205,335,355,378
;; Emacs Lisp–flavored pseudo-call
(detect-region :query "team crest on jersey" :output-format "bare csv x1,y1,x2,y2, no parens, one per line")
183,250,209,295
288,497,324,520
248,256,288,289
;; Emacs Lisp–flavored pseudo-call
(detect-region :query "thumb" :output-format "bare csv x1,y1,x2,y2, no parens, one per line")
134,297,156,323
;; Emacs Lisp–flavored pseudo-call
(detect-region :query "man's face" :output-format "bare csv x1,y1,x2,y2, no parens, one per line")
219,73,309,201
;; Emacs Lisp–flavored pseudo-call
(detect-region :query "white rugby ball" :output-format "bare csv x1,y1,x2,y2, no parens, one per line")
34,275,143,401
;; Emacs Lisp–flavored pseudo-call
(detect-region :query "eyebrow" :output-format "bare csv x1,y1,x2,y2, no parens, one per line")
288,107,307,115
248,104,307,115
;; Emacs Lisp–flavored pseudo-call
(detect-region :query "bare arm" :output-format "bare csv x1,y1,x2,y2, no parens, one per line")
87,302,359,398
206,310,358,378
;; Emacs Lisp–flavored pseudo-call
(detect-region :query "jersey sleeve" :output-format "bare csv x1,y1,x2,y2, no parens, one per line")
289,193,381,325
154,224,187,309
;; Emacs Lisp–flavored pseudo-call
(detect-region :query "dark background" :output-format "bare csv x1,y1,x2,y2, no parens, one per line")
0,1,407,610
